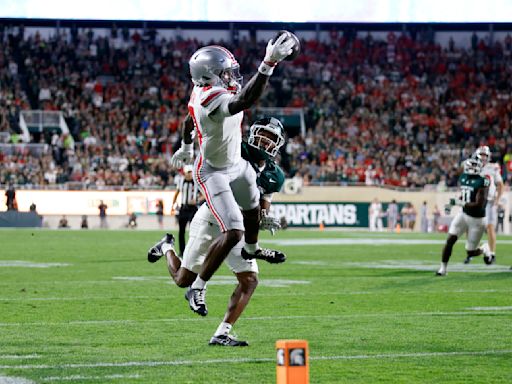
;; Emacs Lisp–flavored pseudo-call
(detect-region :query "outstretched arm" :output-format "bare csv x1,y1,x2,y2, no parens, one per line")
227,33,295,115
228,73,270,115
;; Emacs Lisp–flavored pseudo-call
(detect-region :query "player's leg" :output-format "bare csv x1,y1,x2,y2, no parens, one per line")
463,216,486,264
466,217,489,264
188,165,245,315
233,160,286,263
177,214,188,256
484,204,497,262
437,213,465,276
377,217,383,231
210,243,259,347
369,214,375,231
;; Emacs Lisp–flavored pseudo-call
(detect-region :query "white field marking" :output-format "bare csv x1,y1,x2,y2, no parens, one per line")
1,310,510,328
112,275,310,288
0,261,71,268
345,260,512,273
1,350,512,371
291,260,328,266
40,374,141,381
0,355,40,360
263,238,512,246
263,238,445,246
2,288,510,303
467,306,512,311
0,376,36,384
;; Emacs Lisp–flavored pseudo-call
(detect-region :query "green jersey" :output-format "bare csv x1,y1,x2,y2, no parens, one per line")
459,173,490,218
241,141,285,195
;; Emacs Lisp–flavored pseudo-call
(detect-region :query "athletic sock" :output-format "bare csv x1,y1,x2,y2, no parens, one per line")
438,262,447,274
244,242,260,254
214,322,232,337
191,276,207,290
161,243,175,256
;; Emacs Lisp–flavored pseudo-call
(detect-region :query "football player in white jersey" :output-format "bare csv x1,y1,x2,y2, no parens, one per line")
470,146,504,264
168,35,295,316
148,118,286,346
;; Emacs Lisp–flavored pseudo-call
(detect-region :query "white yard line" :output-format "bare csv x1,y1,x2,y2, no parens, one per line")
40,374,141,381
1,288,510,302
1,350,511,371
0,376,36,384
0,310,510,328
0,355,40,360
467,306,512,311
263,238,512,246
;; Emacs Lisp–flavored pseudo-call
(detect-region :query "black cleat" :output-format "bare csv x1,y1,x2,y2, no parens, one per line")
147,233,175,263
241,248,286,264
463,256,472,264
185,287,208,316
435,270,446,276
484,255,496,265
209,334,248,347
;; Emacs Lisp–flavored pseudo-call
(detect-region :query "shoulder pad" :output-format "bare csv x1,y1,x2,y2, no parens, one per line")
199,86,229,107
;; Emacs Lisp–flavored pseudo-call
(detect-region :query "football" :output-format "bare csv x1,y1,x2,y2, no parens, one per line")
273,30,301,61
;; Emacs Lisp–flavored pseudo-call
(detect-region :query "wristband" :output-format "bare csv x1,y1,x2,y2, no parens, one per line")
258,61,276,76
182,142,193,152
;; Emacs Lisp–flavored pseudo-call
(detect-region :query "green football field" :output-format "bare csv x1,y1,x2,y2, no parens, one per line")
0,229,511,383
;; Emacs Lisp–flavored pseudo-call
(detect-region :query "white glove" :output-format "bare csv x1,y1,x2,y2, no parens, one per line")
258,33,295,76
260,209,281,236
170,142,193,169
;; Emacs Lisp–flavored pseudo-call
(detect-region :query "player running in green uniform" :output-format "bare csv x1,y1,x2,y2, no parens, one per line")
437,157,490,276
148,117,286,346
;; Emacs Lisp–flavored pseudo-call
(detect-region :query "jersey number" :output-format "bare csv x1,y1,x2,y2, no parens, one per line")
460,187,472,203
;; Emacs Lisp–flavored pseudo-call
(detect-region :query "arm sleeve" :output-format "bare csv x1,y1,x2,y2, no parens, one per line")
494,167,503,184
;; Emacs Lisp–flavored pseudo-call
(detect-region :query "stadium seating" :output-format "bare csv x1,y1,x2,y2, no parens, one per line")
1,26,512,189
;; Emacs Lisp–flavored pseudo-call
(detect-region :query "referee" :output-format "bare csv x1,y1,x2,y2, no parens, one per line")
171,165,201,255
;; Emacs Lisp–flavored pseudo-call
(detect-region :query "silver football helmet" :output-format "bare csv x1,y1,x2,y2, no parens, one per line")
463,157,483,175
189,45,242,92
248,117,285,157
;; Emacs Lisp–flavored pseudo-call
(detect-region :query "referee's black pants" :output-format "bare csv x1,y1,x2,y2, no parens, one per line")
177,206,198,256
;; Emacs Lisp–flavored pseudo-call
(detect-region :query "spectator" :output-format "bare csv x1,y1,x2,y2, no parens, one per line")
386,199,399,231
5,184,16,211
81,215,89,229
98,200,108,228
156,199,164,229
369,197,383,231
420,201,429,232
58,215,70,228
432,205,441,231
127,212,137,229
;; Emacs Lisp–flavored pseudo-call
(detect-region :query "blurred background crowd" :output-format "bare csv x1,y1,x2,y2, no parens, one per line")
1,24,512,190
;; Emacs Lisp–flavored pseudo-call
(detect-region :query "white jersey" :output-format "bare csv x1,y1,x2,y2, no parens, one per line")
188,85,243,168
481,163,503,201
370,202,382,216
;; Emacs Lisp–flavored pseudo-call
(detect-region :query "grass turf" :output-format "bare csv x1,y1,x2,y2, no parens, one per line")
0,229,511,383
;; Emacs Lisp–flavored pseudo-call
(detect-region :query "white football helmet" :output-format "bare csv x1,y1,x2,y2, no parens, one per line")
474,145,491,165
248,117,285,158
189,45,242,93
463,157,483,175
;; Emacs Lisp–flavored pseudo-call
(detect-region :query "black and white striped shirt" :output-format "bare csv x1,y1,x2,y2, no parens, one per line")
176,177,198,208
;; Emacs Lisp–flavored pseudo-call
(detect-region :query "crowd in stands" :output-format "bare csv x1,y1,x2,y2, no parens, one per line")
1,24,512,189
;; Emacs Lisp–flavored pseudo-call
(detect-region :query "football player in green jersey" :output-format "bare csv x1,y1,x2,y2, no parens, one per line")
148,117,286,346
436,157,490,276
